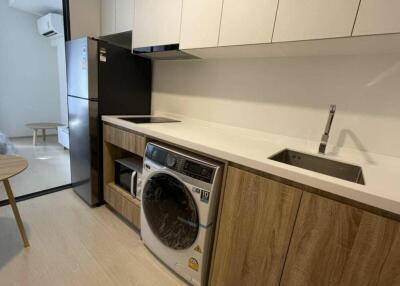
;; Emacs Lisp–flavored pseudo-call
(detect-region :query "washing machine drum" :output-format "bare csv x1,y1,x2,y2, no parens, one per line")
142,172,199,250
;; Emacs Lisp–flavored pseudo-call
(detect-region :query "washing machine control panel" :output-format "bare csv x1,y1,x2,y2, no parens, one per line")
145,143,216,183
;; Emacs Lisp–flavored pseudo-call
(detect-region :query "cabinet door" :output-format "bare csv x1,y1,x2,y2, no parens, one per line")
219,0,279,46
179,0,223,49
101,0,116,36
116,0,133,33
353,0,400,36
281,192,400,286
133,0,182,48
70,0,101,39
273,0,360,42
210,166,302,286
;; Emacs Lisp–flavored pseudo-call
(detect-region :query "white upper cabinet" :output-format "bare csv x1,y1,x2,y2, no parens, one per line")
133,0,183,48
101,0,116,36
179,0,224,49
116,0,133,33
219,0,279,46
101,0,133,35
353,0,400,36
273,0,360,42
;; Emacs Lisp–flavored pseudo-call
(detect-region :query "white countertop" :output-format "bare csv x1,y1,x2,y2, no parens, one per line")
102,113,400,215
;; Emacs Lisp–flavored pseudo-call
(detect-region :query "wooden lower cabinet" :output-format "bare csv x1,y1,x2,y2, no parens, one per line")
210,166,302,286
281,192,400,286
104,182,141,229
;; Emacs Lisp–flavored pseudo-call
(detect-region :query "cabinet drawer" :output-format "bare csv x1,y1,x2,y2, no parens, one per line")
103,124,145,156
104,183,140,229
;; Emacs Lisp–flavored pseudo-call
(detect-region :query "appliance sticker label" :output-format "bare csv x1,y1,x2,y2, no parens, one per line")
194,245,202,253
188,257,199,272
99,48,107,62
200,190,210,204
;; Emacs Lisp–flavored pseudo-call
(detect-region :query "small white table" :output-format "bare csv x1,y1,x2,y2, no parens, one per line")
25,123,64,145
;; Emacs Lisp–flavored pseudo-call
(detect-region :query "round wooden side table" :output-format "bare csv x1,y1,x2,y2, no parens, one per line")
0,155,30,247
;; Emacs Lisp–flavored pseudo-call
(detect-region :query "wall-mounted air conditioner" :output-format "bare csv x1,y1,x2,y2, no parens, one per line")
37,13,64,39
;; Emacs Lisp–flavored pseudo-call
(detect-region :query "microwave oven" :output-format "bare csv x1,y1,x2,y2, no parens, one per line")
114,157,142,197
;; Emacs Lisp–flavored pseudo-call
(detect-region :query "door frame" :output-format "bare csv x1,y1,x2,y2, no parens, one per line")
62,0,71,41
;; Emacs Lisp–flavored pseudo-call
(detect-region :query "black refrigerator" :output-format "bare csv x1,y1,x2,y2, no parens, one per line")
66,37,151,206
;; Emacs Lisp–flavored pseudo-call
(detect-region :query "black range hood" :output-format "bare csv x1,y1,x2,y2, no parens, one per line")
99,30,197,60
132,44,198,60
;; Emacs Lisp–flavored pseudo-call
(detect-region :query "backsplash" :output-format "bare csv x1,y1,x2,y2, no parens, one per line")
152,54,400,158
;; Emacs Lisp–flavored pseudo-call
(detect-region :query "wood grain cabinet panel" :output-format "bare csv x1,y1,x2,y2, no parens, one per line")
353,0,400,36
103,124,145,157
273,0,360,42
281,192,400,286
210,166,302,286
104,182,141,229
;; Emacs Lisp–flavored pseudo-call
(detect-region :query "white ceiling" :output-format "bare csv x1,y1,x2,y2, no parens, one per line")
8,0,63,16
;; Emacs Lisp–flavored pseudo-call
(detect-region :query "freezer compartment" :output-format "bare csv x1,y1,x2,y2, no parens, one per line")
66,37,98,100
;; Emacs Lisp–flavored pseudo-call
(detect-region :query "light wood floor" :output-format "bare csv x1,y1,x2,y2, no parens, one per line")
0,189,186,286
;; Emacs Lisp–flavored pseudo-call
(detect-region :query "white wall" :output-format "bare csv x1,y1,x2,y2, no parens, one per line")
0,0,61,137
152,54,400,158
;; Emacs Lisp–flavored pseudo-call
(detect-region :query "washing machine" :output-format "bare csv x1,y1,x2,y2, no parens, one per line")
138,142,223,286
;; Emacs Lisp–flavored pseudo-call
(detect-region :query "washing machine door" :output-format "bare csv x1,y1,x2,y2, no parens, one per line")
142,172,199,250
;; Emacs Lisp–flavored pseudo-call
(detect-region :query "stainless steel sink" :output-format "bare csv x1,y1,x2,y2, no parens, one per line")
269,149,365,185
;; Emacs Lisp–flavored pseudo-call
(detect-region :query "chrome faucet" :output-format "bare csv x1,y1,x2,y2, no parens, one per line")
318,104,336,154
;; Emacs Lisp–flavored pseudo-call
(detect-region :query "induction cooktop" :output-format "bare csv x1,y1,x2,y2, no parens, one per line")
119,117,180,124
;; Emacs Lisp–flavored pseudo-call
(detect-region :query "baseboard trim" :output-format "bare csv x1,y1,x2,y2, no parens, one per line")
0,184,72,207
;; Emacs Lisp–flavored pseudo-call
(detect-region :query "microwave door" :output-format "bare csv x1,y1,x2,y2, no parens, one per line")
130,171,137,197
